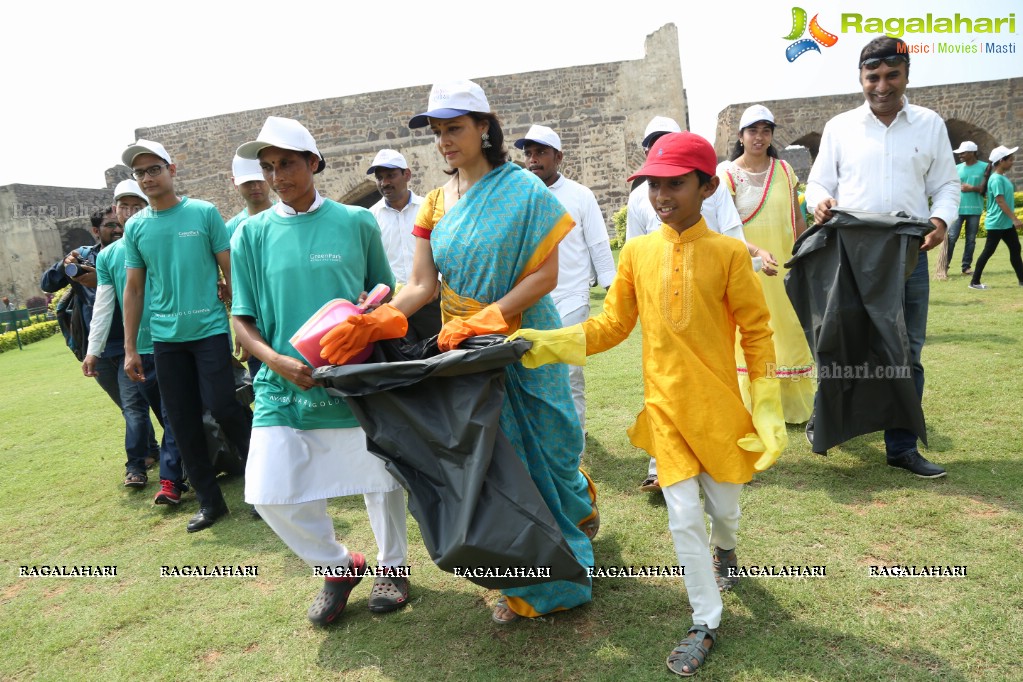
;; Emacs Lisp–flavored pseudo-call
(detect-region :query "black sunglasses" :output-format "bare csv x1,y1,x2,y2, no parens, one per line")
860,55,908,69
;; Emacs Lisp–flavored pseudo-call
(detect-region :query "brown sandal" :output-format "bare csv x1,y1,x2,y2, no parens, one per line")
124,472,147,489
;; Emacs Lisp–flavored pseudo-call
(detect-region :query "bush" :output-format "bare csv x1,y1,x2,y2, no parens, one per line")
25,296,46,310
610,206,628,249
0,320,60,354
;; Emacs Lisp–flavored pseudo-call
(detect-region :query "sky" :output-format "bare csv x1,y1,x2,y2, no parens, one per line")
1,0,1019,189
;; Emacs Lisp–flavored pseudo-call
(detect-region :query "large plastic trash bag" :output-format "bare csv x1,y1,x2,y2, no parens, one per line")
784,209,933,453
315,334,589,590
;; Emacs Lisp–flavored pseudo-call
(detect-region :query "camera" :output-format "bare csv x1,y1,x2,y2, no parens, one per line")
64,257,91,278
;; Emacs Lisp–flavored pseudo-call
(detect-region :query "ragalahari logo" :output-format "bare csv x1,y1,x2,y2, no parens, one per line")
784,7,839,62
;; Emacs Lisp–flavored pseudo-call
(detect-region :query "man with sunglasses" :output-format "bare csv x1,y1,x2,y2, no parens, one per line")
121,139,253,532
42,205,161,484
805,37,959,479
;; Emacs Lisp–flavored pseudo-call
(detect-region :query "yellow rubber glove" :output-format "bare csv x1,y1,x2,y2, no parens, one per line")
506,325,586,368
737,377,788,471
437,303,509,351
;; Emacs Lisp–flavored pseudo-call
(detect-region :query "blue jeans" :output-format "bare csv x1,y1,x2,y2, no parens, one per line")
96,354,158,475
154,334,252,509
947,214,980,272
123,354,186,486
884,253,928,458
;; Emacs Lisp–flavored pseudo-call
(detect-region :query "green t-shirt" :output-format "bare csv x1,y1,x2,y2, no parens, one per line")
123,197,231,342
231,199,395,430
225,208,249,240
96,239,155,354
985,173,1016,231
957,161,989,216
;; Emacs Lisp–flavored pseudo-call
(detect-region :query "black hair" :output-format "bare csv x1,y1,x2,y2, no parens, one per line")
729,121,779,161
859,37,910,76
694,170,714,186
90,207,114,228
442,112,508,175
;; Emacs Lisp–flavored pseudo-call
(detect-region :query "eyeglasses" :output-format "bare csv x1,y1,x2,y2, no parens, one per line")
860,55,908,69
131,164,169,180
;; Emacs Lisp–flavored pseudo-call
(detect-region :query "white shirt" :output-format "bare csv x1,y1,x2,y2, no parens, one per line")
805,97,960,228
546,175,617,317
625,179,745,242
368,191,423,285
274,191,325,217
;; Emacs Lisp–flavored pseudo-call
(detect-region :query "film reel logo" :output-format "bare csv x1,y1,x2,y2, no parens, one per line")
784,7,839,62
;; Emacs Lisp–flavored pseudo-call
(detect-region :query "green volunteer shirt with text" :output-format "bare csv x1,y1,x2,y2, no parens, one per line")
957,161,988,216
96,239,155,354
231,199,395,430
985,174,1016,231
123,197,230,342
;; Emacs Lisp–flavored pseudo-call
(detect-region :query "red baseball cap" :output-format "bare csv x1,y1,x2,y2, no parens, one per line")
627,132,717,182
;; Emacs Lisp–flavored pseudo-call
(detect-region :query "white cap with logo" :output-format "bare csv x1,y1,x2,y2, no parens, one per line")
989,145,1019,164
642,116,682,149
514,125,562,152
232,155,265,185
236,117,325,174
953,141,978,154
113,179,148,203
121,139,172,167
366,149,409,175
409,80,490,129
739,104,776,131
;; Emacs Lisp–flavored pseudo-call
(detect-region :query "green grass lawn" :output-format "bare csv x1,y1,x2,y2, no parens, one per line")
1,265,1021,681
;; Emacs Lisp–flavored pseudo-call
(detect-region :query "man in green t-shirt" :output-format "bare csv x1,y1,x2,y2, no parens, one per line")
121,139,253,533
232,116,409,626
947,141,989,276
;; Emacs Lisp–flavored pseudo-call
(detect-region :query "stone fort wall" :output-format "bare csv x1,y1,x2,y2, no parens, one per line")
715,77,1023,185
136,24,687,226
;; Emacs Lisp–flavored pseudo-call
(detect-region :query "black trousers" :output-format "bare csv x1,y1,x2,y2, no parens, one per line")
971,229,1023,284
153,333,252,509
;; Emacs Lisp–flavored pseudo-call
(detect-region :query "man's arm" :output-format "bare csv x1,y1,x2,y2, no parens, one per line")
234,315,315,391
805,121,840,224
82,284,116,376
579,191,617,289
122,267,147,381
215,249,232,302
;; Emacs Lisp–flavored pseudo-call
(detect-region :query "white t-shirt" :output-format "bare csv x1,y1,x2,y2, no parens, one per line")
625,180,745,243
547,175,617,317
369,191,423,285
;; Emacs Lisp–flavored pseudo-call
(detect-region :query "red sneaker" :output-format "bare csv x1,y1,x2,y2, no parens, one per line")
154,479,182,505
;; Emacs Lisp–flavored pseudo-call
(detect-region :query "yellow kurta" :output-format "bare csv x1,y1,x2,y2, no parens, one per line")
583,220,776,487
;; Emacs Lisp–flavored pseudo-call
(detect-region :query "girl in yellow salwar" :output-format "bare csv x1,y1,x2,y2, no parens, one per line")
718,104,815,424
320,80,596,625
512,133,787,677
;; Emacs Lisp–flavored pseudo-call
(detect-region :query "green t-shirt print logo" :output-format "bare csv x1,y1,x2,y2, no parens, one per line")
784,7,838,62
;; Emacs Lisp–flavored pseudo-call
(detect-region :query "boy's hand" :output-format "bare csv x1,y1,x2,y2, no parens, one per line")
506,325,586,368
737,377,787,471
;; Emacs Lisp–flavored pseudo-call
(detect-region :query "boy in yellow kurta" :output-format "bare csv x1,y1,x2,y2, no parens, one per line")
511,132,787,677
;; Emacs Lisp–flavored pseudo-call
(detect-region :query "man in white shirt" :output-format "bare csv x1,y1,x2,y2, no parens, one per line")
516,125,616,433
805,36,958,479
366,149,440,342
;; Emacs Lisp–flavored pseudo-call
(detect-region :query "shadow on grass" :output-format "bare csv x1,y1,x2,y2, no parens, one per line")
770,428,1023,515
927,332,1016,345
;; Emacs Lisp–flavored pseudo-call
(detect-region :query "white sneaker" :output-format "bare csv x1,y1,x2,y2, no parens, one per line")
968,283,989,290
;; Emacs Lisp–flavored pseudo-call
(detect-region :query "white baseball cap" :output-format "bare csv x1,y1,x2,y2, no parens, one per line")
122,139,172,167
739,104,776,131
514,125,562,152
236,116,325,174
409,80,490,129
113,179,148,203
231,155,265,185
366,149,409,175
953,141,978,153
989,145,1019,164
642,116,682,149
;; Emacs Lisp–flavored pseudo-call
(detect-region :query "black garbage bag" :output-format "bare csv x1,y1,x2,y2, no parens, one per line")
315,335,589,590
784,209,933,453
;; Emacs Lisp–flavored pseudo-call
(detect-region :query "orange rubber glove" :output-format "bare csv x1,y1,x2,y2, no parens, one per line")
319,304,407,365
437,303,509,351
